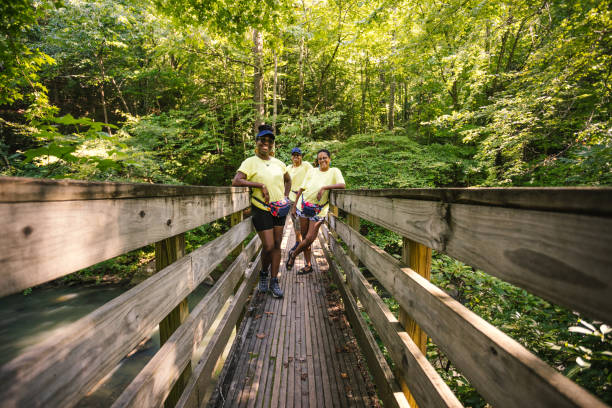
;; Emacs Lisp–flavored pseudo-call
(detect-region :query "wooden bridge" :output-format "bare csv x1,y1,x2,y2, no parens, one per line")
1,177,610,407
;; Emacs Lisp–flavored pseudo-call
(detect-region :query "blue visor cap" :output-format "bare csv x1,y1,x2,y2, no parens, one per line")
291,147,303,155
256,129,275,139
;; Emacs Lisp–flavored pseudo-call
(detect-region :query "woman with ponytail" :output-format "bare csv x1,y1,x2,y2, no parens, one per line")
286,149,345,274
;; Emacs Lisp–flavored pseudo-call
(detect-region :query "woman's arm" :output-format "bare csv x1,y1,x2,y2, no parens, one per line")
291,188,304,216
283,172,291,199
232,171,269,202
317,183,346,201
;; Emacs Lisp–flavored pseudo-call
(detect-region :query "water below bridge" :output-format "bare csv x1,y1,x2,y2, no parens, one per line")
0,281,214,407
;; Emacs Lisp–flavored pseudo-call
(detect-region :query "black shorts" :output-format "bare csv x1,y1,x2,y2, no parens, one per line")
251,204,287,232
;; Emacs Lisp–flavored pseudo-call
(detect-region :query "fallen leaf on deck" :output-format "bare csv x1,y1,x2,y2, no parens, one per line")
301,373,308,380
255,314,262,319
256,333,266,339
264,311,274,315
340,372,348,379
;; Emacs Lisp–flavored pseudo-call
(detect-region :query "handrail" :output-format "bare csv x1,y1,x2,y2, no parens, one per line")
0,176,244,202
112,236,262,407
0,177,250,297
324,187,612,408
331,188,612,322
0,176,258,408
2,179,610,408
335,187,612,216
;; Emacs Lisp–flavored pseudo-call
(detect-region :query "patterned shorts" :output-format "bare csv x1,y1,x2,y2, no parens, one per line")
296,208,324,223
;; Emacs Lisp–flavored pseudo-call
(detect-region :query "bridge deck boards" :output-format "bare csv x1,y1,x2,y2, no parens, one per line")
209,221,379,407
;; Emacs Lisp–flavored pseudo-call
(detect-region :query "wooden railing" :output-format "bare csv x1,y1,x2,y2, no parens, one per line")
321,188,611,408
0,177,260,408
2,178,611,408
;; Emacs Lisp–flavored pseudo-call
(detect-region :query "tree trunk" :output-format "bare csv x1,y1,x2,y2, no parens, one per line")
252,29,264,133
388,69,395,130
449,80,460,111
388,27,397,131
360,61,366,133
273,52,278,132
298,36,305,110
365,55,371,127
111,77,131,115
403,82,409,122
97,53,112,136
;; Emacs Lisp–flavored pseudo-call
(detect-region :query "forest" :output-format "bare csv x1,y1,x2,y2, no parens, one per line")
1,0,610,406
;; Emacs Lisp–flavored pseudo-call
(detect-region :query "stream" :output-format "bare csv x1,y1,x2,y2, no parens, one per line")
0,282,214,407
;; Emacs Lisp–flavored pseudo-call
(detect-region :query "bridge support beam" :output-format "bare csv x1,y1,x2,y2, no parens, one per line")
231,210,247,331
230,210,244,258
156,233,191,408
347,213,361,265
397,238,431,408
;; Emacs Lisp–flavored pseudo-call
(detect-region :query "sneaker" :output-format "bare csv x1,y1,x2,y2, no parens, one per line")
270,277,284,298
258,271,269,293
291,241,300,251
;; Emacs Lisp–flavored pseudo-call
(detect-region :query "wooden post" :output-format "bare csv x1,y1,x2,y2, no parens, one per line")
230,210,247,331
230,211,244,258
330,204,339,218
396,237,431,408
156,233,191,408
346,213,360,265
328,205,339,237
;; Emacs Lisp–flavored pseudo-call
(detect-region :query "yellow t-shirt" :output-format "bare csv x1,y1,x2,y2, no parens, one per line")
237,156,287,211
298,167,345,218
287,161,314,202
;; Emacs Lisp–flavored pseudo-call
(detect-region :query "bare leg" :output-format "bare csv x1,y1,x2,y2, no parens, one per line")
297,216,312,267
291,218,323,268
293,213,303,244
303,220,323,263
257,228,275,273
270,225,284,278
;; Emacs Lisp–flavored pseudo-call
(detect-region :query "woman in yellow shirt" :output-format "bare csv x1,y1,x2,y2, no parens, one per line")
286,147,314,253
287,149,346,274
232,124,291,298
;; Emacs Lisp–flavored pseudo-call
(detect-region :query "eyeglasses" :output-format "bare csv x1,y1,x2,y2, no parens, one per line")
257,137,274,145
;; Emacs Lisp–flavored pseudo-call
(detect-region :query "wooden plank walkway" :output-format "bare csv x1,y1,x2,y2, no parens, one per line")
208,220,380,407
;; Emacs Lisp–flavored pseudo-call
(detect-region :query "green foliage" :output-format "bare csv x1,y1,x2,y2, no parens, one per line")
121,107,248,185
65,246,154,284
321,132,482,188
2,0,610,403
0,0,59,107
184,219,230,254
415,0,611,186
4,113,129,179
154,0,291,35
426,252,612,405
